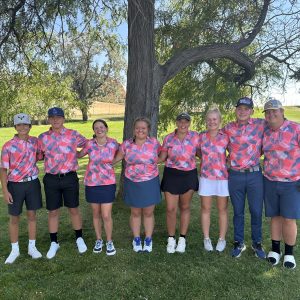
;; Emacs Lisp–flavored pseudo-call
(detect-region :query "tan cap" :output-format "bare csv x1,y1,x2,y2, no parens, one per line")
263,99,283,112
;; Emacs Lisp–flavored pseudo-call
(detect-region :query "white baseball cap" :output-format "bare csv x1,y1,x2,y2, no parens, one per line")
13,113,31,125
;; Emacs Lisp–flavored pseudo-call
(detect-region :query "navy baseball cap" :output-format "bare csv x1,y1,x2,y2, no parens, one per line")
48,107,65,117
176,112,191,121
235,97,254,109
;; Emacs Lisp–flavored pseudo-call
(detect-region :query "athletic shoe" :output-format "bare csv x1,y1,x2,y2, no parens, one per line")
5,249,20,264
203,238,214,252
167,237,176,254
93,239,103,253
216,239,226,252
175,237,186,253
28,246,42,259
106,241,116,256
76,237,87,254
204,238,214,252
132,237,142,252
143,237,153,253
283,255,296,269
46,242,60,259
231,241,246,258
252,242,266,259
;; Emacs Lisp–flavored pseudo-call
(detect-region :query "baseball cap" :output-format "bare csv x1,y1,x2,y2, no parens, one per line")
13,113,31,125
263,99,283,112
235,97,254,109
48,107,65,117
176,112,191,122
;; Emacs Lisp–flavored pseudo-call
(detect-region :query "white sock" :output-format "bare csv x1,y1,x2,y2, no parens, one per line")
11,242,19,251
28,239,36,247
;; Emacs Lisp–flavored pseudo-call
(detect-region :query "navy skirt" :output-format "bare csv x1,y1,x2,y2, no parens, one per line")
85,184,116,204
124,176,161,208
161,167,198,195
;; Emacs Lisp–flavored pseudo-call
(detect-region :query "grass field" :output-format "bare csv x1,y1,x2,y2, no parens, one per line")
0,109,300,299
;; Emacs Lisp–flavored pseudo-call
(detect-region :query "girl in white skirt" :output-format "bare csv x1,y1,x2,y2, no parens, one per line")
198,108,229,252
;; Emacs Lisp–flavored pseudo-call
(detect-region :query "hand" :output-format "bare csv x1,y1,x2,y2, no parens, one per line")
3,190,13,204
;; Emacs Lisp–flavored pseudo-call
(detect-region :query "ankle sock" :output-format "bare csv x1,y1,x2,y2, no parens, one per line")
180,234,186,239
75,229,83,239
271,240,280,254
284,243,294,256
50,232,58,243
11,241,19,251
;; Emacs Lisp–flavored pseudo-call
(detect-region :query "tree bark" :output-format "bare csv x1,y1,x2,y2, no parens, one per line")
81,106,88,121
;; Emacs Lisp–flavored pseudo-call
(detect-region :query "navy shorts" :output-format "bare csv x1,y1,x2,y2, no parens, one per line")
7,178,42,216
85,184,116,204
43,172,79,210
264,176,300,219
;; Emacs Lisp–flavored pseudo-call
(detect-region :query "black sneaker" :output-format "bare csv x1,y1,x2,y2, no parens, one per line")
231,241,246,258
252,242,266,259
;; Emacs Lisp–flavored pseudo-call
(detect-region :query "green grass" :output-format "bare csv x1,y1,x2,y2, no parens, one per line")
0,109,300,299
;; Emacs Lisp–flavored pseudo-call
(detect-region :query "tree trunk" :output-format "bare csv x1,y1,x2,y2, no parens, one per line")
81,106,88,121
124,0,162,139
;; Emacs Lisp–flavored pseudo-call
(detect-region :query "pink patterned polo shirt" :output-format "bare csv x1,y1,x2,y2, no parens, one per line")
198,130,229,180
161,130,199,171
120,137,161,182
263,120,300,182
223,118,266,169
38,127,86,174
0,136,39,182
81,137,119,186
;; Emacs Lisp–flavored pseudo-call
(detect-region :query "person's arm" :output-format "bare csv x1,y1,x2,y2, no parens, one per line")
158,151,167,164
112,150,125,165
0,168,13,204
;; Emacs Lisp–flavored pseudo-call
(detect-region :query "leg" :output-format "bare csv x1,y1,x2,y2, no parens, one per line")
228,171,246,243
130,207,142,237
91,203,102,240
165,192,179,236
48,209,60,233
27,210,37,240
216,196,228,240
9,215,20,243
178,189,194,235
247,171,264,244
142,205,155,238
200,196,213,239
271,216,283,241
282,218,297,245
68,207,82,230
101,203,113,241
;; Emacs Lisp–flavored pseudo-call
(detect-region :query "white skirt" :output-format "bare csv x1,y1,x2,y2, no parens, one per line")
198,177,229,197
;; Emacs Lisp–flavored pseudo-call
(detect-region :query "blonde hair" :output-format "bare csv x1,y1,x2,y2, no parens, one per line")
205,108,222,122
133,117,151,131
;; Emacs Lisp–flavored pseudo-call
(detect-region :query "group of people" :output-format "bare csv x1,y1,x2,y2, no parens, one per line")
0,98,299,270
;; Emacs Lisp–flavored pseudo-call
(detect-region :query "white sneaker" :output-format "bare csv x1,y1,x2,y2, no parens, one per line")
132,237,143,252
175,237,186,253
76,237,87,254
167,237,176,254
204,238,213,251
106,241,116,256
143,237,153,253
46,242,60,259
5,249,20,264
28,246,42,259
216,238,226,252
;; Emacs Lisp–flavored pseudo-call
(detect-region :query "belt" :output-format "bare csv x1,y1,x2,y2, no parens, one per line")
19,175,38,182
231,166,260,173
46,171,76,178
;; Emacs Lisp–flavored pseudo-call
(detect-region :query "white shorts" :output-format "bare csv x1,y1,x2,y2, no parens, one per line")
198,177,229,197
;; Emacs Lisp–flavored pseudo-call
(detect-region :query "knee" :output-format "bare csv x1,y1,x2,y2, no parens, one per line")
102,213,112,223
10,216,19,225
131,210,141,218
201,205,211,214
180,203,190,213
283,218,296,227
49,210,59,218
143,210,153,218
27,214,36,223
69,208,80,217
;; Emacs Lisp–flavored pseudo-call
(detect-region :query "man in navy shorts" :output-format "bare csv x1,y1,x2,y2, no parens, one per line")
0,113,43,264
263,99,300,269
